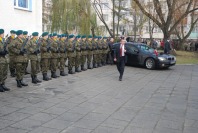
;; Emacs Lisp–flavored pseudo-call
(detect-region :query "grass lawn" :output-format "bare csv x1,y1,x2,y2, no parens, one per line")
175,51,198,64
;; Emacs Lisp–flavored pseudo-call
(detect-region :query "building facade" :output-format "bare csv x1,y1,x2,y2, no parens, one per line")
0,0,42,35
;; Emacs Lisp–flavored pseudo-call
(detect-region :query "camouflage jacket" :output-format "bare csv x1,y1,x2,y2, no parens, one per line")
0,38,7,64
39,38,51,59
7,36,15,56
59,39,67,58
102,40,109,54
92,40,99,54
86,40,93,55
50,38,59,59
67,40,76,57
75,40,81,56
97,40,103,54
26,38,39,61
81,40,88,55
10,37,28,63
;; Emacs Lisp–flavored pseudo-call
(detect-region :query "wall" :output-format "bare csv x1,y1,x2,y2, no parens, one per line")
0,0,42,36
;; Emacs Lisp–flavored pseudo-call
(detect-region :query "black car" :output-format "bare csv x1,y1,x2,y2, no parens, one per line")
112,42,176,69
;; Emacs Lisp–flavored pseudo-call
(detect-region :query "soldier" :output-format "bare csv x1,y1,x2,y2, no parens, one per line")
0,29,10,92
87,35,93,69
40,32,51,81
50,33,59,78
22,31,30,75
26,32,42,84
67,35,76,74
97,36,103,67
92,36,99,68
75,35,82,72
10,30,28,88
101,37,109,65
6,30,16,77
59,34,67,76
80,35,88,71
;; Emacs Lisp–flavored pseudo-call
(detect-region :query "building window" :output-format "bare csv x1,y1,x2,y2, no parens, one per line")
14,0,32,11
103,14,108,21
101,3,109,9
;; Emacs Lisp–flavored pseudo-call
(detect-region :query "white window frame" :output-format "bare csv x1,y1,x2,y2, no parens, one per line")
14,0,32,11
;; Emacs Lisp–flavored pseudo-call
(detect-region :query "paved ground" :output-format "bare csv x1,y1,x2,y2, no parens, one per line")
0,64,198,133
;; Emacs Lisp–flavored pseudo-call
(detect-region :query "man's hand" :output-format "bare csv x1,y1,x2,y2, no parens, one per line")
124,49,126,53
114,58,117,62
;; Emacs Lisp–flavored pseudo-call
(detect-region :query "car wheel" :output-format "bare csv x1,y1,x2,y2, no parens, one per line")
145,58,155,70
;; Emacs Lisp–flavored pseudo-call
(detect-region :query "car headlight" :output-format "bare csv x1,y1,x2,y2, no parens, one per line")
158,57,166,61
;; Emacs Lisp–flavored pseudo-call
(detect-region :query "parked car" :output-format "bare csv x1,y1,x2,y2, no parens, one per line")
112,42,176,69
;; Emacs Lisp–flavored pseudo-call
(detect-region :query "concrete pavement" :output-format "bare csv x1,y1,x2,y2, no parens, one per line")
0,65,198,133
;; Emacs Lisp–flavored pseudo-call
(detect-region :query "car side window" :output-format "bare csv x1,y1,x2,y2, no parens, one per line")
129,46,138,54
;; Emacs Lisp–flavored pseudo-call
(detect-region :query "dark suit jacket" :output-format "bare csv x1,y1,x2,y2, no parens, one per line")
114,43,128,62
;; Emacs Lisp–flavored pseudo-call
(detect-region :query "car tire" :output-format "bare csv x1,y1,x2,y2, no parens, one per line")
145,58,155,70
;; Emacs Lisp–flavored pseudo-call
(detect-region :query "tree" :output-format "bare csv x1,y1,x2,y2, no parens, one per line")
133,0,198,40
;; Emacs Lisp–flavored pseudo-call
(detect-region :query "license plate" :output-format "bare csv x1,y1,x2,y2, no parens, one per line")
170,61,175,64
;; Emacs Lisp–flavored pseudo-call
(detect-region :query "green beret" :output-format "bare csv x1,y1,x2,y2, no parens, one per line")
76,35,81,39
98,36,102,39
68,34,75,39
103,36,108,39
10,30,16,34
16,30,23,35
57,34,62,38
61,34,66,37
52,33,57,37
23,31,28,35
81,35,86,38
88,35,92,38
0,29,4,34
94,36,98,39
65,34,68,37
32,32,39,36
42,32,48,37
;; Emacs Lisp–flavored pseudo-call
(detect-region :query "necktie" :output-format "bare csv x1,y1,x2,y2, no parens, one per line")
120,44,122,57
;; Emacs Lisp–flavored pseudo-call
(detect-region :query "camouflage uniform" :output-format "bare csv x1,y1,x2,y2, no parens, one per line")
92,40,99,68
87,40,93,69
6,36,16,77
97,39,103,67
50,38,59,78
0,38,9,92
10,37,28,87
59,38,67,76
75,40,82,72
102,39,109,65
22,37,30,74
67,40,76,74
26,38,41,84
80,39,88,71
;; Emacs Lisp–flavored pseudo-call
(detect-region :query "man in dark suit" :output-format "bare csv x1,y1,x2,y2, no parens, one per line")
114,39,127,81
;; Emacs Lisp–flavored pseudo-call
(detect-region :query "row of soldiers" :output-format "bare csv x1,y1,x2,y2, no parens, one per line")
0,29,110,92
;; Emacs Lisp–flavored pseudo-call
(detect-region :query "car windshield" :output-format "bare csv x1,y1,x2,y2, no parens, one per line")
138,45,154,53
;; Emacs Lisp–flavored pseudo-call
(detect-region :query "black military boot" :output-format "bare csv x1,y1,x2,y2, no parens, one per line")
60,71,67,76
98,63,102,67
31,75,37,84
87,63,92,69
81,65,87,71
68,70,75,74
43,73,48,81
75,67,82,72
35,75,42,83
25,70,30,75
93,63,98,68
2,83,10,91
0,84,5,92
20,80,28,86
16,80,22,88
51,71,58,78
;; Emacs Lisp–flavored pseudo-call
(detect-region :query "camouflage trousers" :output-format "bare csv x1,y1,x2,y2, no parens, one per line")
81,55,87,65
41,58,50,74
59,57,66,71
0,62,8,84
98,54,102,64
93,54,99,64
51,58,58,72
15,62,26,80
87,54,92,64
30,60,39,76
102,53,107,64
9,56,15,72
68,57,75,70
75,55,81,68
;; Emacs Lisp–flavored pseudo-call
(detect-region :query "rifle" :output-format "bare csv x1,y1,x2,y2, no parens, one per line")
46,38,51,52
35,39,41,54
20,38,28,52
72,41,76,52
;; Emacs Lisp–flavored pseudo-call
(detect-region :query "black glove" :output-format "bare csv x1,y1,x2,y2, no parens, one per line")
23,49,27,54
0,51,6,56
64,49,66,53
19,50,24,55
34,51,38,55
5,50,9,54
37,49,40,54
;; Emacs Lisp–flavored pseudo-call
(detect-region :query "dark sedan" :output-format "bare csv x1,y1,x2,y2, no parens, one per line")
112,42,176,69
